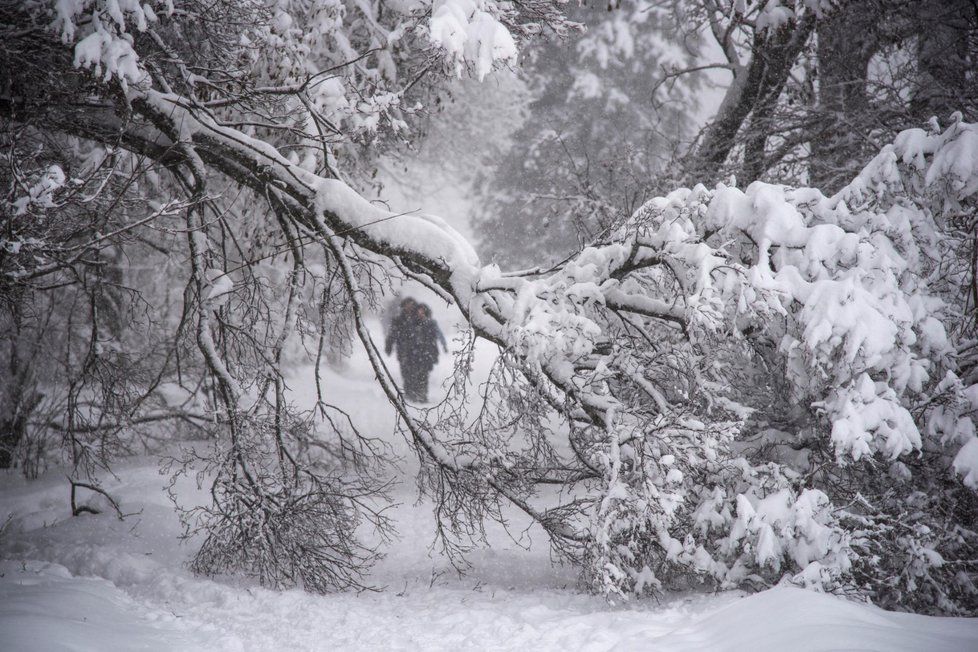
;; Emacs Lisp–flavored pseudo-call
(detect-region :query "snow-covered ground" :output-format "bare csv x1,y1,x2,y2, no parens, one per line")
3,300,978,651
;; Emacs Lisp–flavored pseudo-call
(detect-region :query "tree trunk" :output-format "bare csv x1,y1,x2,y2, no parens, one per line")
1,334,41,470
686,13,816,186
912,0,975,123
809,1,876,194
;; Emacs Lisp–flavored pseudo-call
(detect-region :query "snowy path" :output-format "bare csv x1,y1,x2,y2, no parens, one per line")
5,535,978,652
3,307,978,650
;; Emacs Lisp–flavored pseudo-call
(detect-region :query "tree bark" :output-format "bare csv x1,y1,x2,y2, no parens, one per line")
912,0,975,123
686,12,815,186
809,1,876,193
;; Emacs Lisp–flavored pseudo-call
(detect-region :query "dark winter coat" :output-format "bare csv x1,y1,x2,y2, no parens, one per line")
416,318,446,370
385,312,418,362
385,314,445,371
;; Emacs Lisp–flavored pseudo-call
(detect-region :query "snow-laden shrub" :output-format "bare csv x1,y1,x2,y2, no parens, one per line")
551,116,978,612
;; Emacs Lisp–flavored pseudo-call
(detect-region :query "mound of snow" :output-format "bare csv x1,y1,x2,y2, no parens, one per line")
0,560,221,652
626,587,978,651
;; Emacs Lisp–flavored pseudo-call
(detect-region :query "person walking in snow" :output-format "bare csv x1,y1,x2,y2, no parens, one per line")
411,303,448,402
383,299,448,403
384,297,426,402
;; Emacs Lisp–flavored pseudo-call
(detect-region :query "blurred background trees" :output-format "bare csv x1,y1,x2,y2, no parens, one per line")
474,0,978,263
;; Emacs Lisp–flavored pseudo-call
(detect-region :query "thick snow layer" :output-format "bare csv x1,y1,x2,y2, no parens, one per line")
953,436,978,489
3,297,977,651
616,587,978,651
428,1,518,80
0,560,215,652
